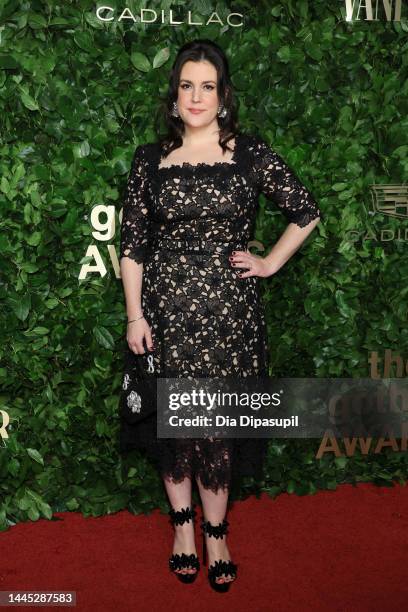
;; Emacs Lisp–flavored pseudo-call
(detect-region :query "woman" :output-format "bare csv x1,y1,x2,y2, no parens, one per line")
119,39,322,593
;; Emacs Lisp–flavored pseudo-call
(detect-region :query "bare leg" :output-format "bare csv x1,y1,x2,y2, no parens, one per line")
196,476,234,584
163,475,197,575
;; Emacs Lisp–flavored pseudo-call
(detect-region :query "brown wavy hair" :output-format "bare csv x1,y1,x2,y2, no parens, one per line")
154,39,240,158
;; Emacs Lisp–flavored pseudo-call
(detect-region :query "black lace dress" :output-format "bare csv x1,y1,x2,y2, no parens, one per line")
118,132,321,494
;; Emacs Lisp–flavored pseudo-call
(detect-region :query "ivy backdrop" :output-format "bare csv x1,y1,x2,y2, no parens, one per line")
1,0,408,531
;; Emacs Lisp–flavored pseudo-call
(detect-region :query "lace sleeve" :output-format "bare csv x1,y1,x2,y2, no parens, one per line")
119,144,151,264
252,136,322,228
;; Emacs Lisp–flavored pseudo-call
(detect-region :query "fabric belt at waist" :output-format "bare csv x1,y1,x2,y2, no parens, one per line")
151,238,248,254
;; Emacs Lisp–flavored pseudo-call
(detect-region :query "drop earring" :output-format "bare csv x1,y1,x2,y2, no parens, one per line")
172,102,180,117
217,104,227,119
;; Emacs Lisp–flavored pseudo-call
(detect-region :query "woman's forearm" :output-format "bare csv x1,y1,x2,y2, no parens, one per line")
120,257,144,319
264,217,320,275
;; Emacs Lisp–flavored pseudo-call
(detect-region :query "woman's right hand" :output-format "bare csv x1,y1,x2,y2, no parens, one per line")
127,317,154,354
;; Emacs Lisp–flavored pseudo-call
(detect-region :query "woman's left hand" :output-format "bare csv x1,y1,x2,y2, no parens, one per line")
229,250,276,278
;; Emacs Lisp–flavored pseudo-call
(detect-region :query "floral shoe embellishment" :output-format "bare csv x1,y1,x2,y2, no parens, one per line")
169,553,200,572
201,518,229,539
168,506,197,526
208,559,238,580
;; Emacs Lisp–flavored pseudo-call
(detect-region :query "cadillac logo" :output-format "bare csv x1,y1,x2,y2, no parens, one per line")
96,7,243,27
370,185,408,219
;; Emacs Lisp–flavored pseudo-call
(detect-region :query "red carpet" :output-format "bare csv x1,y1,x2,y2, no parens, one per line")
1,482,407,611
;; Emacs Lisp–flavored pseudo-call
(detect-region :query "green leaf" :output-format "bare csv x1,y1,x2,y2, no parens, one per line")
23,327,49,336
20,92,39,111
84,12,105,29
130,52,151,72
49,17,70,26
0,55,19,69
26,232,42,246
27,448,44,465
277,46,291,63
27,506,40,521
10,294,31,321
93,326,115,350
66,498,80,510
8,459,20,477
30,191,42,207
17,495,31,511
38,501,53,519
74,32,94,53
305,42,323,61
153,47,170,69
73,141,90,158
0,176,9,194
20,262,39,273
27,12,47,29
335,290,356,318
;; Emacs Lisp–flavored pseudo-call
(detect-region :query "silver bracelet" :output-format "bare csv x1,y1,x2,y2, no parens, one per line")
127,312,144,324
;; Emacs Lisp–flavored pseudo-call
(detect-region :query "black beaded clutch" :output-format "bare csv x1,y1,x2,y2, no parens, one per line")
119,341,161,425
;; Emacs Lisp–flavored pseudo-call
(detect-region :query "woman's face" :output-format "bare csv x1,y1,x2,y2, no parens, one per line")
176,60,219,127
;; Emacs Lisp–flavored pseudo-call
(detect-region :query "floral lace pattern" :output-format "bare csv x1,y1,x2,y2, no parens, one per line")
119,133,322,492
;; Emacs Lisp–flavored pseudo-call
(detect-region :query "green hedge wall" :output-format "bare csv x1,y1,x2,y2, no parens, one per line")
1,1,407,531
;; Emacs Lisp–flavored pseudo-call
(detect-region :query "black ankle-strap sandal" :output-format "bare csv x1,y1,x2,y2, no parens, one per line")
168,505,200,584
201,518,238,593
